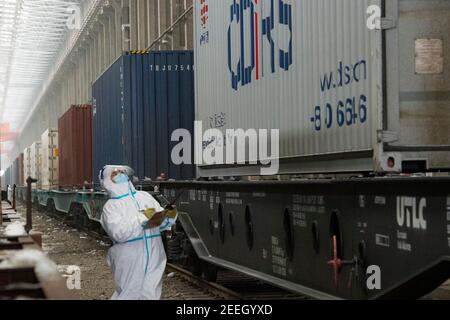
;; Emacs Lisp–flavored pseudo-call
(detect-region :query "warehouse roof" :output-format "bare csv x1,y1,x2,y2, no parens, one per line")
0,0,82,147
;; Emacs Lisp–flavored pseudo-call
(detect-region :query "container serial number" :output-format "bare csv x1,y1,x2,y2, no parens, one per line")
150,64,192,72
311,94,368,131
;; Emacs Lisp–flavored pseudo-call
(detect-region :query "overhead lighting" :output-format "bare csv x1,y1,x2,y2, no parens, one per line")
0,0,82,146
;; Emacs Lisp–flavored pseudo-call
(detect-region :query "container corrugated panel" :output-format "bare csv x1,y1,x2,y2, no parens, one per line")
4,166,12,190
23,147,31,181
194,0,450,175
12,157,19,186
92,51,195,182
10,159,16,186
3,166,11,194
41,129,59,189
30,142,42,188
18,153,24,186
1,171,5,191
15,157,20,185
58,105,93,187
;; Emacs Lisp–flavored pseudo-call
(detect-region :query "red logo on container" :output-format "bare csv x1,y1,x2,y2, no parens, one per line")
199,0,210,45
200,0,209,28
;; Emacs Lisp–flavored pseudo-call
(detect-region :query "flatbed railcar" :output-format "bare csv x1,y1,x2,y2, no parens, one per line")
12,175,450,300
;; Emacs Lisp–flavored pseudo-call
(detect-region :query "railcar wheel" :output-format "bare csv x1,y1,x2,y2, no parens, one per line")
188,247,202,277
202,263,218,283
47,199,57,217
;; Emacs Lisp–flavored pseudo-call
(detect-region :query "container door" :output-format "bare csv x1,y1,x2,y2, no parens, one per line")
51,130,59,187
41,132,49,187
384,0,450,171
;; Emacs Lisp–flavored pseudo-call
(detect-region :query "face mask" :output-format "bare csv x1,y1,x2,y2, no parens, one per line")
113,173,129,184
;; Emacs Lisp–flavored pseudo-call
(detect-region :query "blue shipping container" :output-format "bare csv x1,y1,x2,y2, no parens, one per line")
92,51,195,183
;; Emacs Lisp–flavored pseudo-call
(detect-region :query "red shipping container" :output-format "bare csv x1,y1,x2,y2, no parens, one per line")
58,105,93,187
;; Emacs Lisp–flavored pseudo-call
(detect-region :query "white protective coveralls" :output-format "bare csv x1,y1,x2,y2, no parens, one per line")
99,165,176,300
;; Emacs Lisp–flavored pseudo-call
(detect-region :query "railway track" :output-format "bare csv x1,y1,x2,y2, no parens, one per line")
26,203,113,245
166,263,243,300
166,263,307,300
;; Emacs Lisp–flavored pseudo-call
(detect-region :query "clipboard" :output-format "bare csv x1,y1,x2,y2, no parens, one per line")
143,211,166,229
141,208,177,229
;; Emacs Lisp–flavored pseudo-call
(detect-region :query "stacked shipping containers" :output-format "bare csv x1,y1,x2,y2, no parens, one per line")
92,51,195,182
41,129,59,189
58,105,93,187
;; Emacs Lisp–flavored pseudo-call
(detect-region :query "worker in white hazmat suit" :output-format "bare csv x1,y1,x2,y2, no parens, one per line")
99,165,177,300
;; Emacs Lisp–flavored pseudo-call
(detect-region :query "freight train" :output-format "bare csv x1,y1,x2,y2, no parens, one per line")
2,0,450,300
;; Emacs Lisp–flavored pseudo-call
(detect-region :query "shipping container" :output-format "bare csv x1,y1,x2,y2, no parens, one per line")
6,166,12,188
194,0,450,176
58,105,93,187
41,129,59,189
23,147,31,183
0,171,5,192
2,167,11,192
30,142,42,188
12,157,20,186
92,51,195,183
7,184,12,203
18,153,24,186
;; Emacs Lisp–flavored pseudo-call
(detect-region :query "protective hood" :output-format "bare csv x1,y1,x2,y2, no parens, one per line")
99,165,137,199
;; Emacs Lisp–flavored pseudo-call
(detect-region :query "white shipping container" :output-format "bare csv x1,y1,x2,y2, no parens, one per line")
41,129,59,189
1,175,5,192
194,0,450,176
23,147,31,182
30,142,42,188
7,185,12,203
